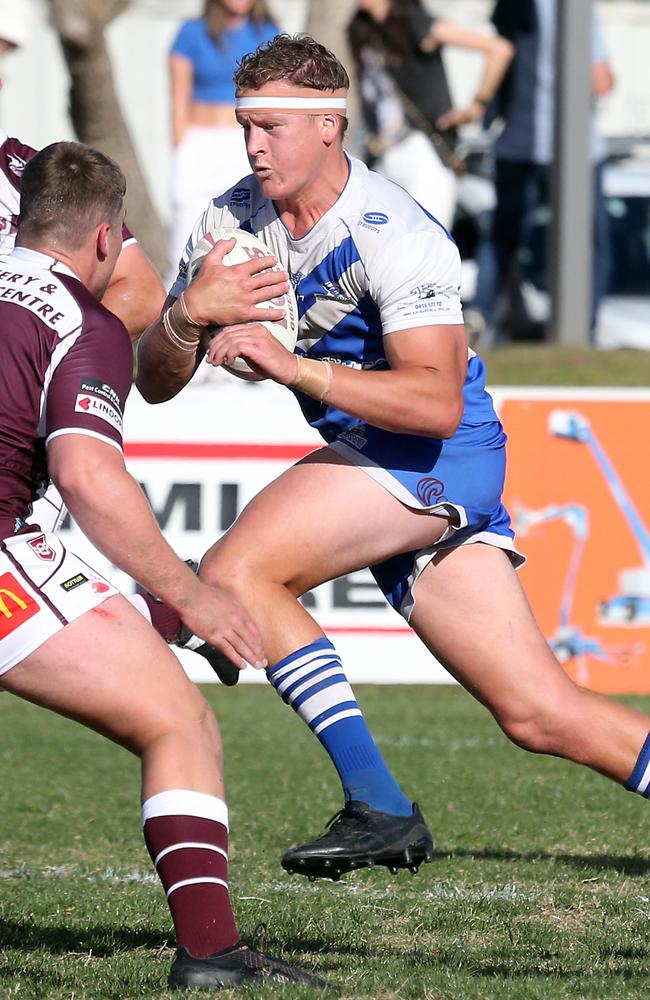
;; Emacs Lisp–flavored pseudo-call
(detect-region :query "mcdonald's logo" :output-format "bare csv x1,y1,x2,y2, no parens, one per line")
0,572,39,639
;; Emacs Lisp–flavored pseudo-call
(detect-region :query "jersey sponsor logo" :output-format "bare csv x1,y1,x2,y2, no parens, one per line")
416,477,447,505
314,281,353,304
409,281,460,302
339,425,367,450
79,377,122,410
0,270,68,328
60,572,88,593
230,187,250,205
0,572,40,639
27,534,56,562
74,394,123,433
362,212,389,226
410,282,438,300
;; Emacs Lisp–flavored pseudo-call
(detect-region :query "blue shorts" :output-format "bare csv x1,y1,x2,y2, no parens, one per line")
330,419,524,621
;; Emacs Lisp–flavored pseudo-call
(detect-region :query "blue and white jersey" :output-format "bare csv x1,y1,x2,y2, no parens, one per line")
171,155,499,440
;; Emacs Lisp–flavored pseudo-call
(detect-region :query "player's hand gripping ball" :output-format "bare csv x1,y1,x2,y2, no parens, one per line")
187,227,299,381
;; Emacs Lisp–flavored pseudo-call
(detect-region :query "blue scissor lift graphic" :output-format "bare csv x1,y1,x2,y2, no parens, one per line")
550,409,650,628
515,502,616,680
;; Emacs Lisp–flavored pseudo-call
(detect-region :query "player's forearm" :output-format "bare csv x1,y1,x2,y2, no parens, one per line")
302,364,464,438
56,462,199,615
135,311,204,403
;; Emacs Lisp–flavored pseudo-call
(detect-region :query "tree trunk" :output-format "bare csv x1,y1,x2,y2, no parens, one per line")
306,0,362,155
49,0,167,273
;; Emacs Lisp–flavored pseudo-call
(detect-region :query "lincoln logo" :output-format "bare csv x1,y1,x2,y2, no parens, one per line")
0,587,28,618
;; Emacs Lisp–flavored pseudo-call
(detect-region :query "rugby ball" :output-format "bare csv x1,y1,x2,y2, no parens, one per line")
187,226,299,380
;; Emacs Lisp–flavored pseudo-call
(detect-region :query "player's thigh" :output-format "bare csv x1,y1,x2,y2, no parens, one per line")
1,594,210,752
202,448,450,591
409,542,578,717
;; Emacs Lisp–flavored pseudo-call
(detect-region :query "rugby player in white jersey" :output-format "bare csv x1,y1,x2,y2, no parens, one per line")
136,34,650,881
0,140,336,991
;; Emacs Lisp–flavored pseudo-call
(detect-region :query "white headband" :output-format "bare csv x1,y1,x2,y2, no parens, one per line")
236,96,347,112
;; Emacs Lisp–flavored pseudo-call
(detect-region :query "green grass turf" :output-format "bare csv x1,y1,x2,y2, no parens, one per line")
481,346,650,386
2,685,650,999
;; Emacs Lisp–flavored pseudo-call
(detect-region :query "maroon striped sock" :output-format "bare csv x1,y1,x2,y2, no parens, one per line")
143,791,239,958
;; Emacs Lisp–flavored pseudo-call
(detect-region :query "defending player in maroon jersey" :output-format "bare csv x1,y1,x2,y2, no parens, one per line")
0,128,164,340
0,140,334,992
0,129,241,684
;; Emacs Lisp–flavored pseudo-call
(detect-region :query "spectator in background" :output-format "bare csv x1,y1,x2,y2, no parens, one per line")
347,0,513,230
167,0,277,282
470,0,614,345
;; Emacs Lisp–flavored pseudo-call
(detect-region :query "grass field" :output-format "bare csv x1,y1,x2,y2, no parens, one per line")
482,346,650,387
2,686,650,999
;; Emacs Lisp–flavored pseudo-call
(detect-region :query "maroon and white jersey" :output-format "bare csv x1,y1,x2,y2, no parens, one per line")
0,129,136,253
0,247,133,539
0,129,33,253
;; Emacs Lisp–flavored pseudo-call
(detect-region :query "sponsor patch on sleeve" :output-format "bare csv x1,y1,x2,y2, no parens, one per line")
78,377,122,410
74,393,123,433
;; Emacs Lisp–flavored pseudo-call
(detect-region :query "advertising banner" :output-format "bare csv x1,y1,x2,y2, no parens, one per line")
502,389,650,694
59,379,650,689
61,376,446,684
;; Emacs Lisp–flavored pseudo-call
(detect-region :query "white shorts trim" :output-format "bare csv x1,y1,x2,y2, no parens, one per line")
402,532,525,622
329,439,468,525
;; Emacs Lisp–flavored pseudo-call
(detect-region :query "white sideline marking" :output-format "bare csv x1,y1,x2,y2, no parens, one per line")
0,865,157,885
253,878,539,904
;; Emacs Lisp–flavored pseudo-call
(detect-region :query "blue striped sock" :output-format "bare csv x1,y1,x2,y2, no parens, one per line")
267,637,412,816
625,731,650,797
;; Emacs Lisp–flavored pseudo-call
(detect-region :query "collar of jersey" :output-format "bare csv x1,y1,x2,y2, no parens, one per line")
9,246,80,282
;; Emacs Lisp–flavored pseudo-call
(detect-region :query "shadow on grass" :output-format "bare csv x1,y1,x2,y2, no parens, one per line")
252,932,650,985
2,919,648,992
0,918,169,956
0,920,347,987
434,848,650,877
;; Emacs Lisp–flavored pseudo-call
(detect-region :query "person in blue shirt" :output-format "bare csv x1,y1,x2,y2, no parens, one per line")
167,0,277,284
